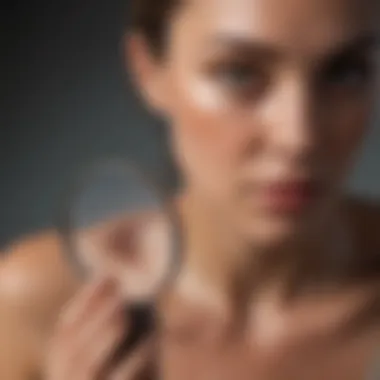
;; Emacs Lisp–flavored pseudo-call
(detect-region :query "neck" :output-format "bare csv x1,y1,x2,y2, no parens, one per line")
176,191,355,309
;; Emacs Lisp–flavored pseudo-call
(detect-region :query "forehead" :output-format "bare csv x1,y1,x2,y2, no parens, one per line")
170,0,379,56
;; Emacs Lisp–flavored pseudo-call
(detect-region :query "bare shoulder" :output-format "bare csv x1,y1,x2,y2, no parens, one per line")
0,230,81,331
0,231,82,379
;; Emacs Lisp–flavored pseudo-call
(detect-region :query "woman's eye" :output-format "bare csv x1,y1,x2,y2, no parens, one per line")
323,59,372,88
212,62,267,94
220,65,256,84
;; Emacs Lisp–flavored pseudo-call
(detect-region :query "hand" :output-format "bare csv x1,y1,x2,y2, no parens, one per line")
44,276,155,380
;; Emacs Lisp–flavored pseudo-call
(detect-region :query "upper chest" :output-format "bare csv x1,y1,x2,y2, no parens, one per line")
157,289,380,380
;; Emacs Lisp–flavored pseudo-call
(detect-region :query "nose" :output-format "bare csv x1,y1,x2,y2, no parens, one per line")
260,79,319,159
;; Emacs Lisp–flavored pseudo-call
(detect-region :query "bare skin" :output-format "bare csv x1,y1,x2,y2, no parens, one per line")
1,0,380,378
0,231,81,380
0,198,378,380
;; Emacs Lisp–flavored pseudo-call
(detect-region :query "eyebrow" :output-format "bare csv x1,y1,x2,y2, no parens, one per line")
208,32,379,61
209,35,282,62
326,34,380,59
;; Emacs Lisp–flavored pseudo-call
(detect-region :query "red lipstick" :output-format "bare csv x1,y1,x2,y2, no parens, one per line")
262,180,320,213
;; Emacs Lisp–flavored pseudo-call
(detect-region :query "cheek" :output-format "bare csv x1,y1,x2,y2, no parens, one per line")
169,79,251,189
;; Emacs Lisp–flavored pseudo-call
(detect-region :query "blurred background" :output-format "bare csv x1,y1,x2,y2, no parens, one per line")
1,0,379,247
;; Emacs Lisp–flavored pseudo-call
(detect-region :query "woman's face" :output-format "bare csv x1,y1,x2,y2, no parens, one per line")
132,0,379,245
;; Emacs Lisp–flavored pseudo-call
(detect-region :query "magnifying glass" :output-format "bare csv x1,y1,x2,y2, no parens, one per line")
57,157,181,352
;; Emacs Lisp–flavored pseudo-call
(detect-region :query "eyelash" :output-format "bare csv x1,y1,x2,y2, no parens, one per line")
211,62,268,96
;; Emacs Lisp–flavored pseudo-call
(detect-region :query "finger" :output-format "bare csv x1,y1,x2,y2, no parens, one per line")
109,338,155,380
58,275,117,331
46,323,124,380
69,288,127,357
49,276,121,365
48,292,126,380
75,317,126,380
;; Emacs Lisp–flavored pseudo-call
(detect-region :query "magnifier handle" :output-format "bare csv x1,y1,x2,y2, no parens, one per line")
113,303,156,363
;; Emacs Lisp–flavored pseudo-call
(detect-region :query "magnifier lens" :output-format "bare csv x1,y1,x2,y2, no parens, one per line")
60,159,178,304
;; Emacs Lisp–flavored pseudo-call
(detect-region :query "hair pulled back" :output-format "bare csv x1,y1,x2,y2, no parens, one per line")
130,0,179,58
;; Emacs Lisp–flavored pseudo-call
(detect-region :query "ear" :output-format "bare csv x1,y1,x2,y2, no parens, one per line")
124,33,170,116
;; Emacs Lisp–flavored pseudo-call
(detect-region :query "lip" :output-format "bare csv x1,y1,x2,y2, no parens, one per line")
261,179,321,214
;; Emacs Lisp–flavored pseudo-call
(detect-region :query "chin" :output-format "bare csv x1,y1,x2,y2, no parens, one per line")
239,211,313,248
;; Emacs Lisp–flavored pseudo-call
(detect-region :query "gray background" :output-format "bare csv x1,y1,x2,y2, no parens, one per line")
1,0,379,247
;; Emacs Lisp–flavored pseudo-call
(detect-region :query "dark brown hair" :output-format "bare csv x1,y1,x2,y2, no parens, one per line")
129,0,179,58
128,1,182,192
